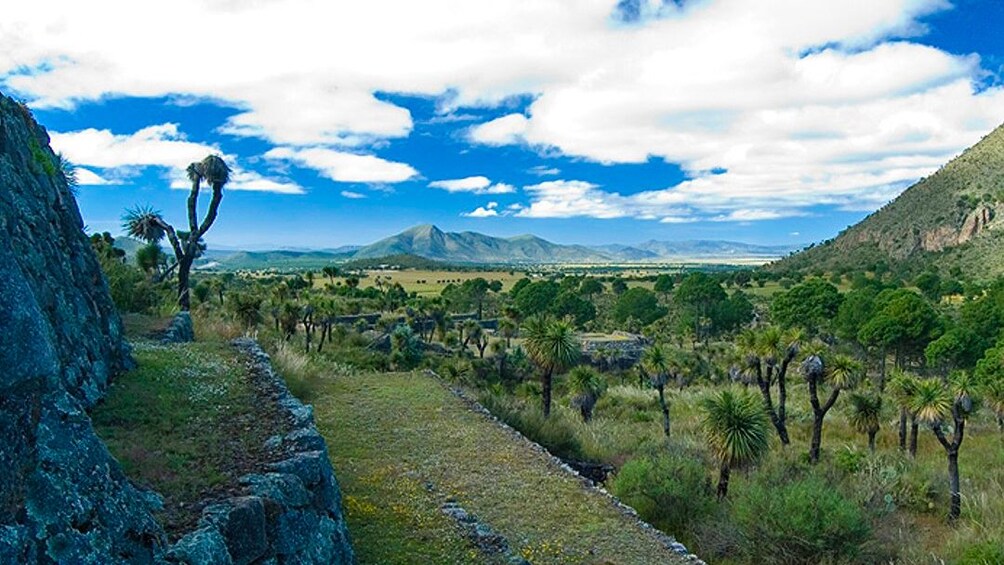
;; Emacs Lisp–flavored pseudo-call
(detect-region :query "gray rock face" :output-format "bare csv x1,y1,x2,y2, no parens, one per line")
0,92,164,562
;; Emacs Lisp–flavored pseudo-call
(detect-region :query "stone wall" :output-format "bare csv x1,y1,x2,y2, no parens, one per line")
165,339,354,564
0,93,165,562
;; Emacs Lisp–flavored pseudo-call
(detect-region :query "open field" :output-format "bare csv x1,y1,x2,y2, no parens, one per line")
277,355,689,564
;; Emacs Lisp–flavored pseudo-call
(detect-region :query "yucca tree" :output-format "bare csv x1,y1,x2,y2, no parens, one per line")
641,344,686,437
497,318,518,348
737,326,802,445
123,154,230,311
909,373,975,522
802,353,862,463
889,371,921,456
522,315,580,417
847,391,883,452
567,366,606,422
700,388,771,499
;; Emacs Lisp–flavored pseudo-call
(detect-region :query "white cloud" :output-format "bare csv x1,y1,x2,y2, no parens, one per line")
50,124,304,194
527,165,560,176
341,190,367,199
468,114,529,146
463,201,499,217
6,0,1004,217
428,176,515,194
265,147,417,183
74,168,111,185
517,180,629,219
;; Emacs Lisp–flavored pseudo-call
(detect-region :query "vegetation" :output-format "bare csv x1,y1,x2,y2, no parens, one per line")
123,154,230,310
92,230,1004,563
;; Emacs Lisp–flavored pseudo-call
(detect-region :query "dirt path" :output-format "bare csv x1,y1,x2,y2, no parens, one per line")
308,369,693,564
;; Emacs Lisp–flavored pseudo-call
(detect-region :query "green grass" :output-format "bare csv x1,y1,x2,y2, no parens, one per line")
282,362,687,564
92,340,290,535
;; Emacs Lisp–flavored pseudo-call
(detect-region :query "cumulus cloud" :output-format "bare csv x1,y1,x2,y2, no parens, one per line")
6,0,1004,218
341,190,367,199
50,124,304,194
463,201,500,217
264,147,417,183
428,176,515,194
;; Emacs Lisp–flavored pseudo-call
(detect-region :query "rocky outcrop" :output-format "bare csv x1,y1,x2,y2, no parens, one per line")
581,332,650,370
165,340,354,564
162,312,195,343
0,93,165,561
957,205,996,244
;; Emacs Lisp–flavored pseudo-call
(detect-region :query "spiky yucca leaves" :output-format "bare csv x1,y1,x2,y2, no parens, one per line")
847,391,883,452
567,366,606,422
122,205,166,243
200,154,230,187
907,372,979,522
522,315,580,418
641,344,686,436
909,378,953,425
700,388,771,498
889,370,921,454
803,352,863,463
736,325,802,445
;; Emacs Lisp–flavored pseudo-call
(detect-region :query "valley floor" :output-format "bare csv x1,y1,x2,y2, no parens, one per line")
303,368,690,564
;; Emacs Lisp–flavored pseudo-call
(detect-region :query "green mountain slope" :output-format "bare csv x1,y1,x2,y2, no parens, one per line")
771,123,1004,278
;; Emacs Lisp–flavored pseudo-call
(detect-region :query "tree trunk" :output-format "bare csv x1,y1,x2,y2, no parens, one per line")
542,368,553,418
898,408,908,451
809,414,823,463
909,418,919,458
756,375,790,445
868,430,877,453
879,347,887,392
657,385,670,437
716,462,730,499
947,449,961,522
176,255,194,311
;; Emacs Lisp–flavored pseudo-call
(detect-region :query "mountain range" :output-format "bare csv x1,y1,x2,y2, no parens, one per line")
158,225,799,270
334,224,797,265
771,122,1004,279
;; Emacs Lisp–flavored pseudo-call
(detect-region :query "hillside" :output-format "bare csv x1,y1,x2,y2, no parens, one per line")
772,122,1004,278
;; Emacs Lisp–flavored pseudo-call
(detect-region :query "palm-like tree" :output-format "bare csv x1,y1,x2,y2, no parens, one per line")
889,371,921,456
700,388,771,499
497,318,518,348
522,315,580,417
803,353,862,463
641,344,685,437
847,391,883,452
737,326,802,445
909,373,975,522
123,154,230,311
567,366,606,422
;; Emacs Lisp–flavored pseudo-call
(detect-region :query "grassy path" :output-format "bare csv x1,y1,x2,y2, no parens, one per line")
306,370,687,564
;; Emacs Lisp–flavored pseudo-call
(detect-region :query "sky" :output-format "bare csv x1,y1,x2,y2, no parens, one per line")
3,0,1004,250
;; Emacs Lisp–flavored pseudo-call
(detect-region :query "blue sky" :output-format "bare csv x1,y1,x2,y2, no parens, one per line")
4,1,1004,249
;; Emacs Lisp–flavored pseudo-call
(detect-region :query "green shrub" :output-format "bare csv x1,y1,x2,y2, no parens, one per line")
956,539,1004,565
732,474,874,564
611,448,715,538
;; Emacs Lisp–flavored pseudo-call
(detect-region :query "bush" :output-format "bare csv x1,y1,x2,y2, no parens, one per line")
732,473,874,564
611,448,715,537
